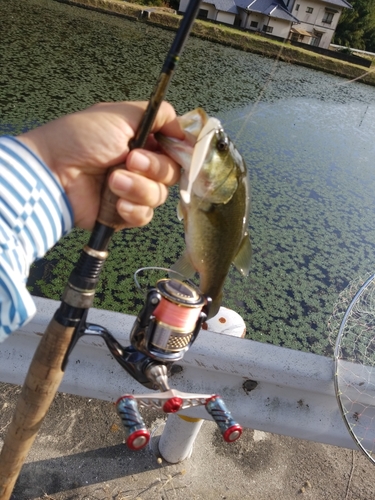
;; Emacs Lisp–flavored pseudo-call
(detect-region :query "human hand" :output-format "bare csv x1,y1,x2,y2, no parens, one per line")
18,101,184,230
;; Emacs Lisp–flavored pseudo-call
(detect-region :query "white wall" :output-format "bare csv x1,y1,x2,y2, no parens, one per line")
200,2,217,20
216,11,236,25
269,18,293,38
290,0,344,47
179,0,190,12
241,12,264,30
242,12,292,39
180,0,219,21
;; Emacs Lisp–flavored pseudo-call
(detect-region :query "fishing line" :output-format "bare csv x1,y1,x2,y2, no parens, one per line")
227,35,374,144
359,104,369,127
134,266,199,294
232,39,290,145
333,66,375,86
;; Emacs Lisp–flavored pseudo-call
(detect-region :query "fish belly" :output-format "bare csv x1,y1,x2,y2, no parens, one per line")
184,192,245,318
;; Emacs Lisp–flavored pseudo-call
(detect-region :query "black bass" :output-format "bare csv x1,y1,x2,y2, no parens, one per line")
156,108,252,319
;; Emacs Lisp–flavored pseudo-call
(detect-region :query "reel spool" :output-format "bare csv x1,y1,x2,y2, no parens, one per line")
131,272,209,363
151,279,205,351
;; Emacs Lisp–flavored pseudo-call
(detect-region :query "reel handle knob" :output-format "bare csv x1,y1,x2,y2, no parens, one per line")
205,396,243,443
116,396,150,451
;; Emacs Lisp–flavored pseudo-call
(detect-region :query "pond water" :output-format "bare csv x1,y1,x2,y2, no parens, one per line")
2,0,375,355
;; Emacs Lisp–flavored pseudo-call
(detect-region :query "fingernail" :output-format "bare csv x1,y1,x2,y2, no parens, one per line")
112,171,133,192
118,199,134,214
130,151,150,172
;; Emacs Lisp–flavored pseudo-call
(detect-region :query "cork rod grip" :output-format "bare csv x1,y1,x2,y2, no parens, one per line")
96,166,124,230
0,319,76,500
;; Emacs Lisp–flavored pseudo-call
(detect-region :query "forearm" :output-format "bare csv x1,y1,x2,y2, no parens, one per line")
0,136,74,340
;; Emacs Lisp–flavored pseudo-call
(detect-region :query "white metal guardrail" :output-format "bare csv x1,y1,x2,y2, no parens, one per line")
0,296,355,451
330,44,375,57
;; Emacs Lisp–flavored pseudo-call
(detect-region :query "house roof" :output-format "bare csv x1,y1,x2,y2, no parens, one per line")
203,0,239,14
236,0,299,21
322,0,352,8
291,26,313,36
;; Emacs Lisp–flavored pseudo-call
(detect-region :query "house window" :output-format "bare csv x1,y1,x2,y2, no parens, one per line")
250,21,258,28
311,32,322,46
295,4,300,10
198,8,208,19
322,11,334,23
262,25,274,33
306,7,313,13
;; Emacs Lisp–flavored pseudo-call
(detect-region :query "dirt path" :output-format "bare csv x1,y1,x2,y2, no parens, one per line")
1,383,374,500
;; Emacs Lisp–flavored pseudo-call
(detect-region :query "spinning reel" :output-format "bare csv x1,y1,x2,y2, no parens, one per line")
71,269,243,451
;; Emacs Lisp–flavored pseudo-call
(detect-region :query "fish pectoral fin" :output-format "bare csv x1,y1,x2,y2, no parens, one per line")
170,251,197,280
233,233,252,276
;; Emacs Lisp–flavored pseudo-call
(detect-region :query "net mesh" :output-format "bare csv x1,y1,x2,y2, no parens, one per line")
328,272,375,463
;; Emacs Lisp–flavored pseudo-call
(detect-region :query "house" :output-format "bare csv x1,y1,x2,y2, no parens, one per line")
285,0,352,48
178,0,351,48
237,0,300,40
178,0,239,25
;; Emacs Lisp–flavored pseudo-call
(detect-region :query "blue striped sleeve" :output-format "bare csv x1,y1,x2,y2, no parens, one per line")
0,136,74,341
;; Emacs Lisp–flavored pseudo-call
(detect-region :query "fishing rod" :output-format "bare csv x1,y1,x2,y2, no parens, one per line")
0,1,241,498
0,0,200,495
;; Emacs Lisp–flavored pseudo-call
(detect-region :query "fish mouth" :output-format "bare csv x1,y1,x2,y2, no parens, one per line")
155,108,209,169
177,107,209,140
156,108,223,204
180,114,222,204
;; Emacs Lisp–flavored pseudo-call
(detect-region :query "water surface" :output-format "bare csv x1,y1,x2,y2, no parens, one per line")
2,0,375,355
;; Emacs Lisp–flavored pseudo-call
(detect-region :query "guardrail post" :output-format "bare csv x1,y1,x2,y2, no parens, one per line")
158,414,204,463
157,307,246,463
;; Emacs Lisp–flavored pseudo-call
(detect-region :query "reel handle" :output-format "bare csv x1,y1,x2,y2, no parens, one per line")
116,390,242,450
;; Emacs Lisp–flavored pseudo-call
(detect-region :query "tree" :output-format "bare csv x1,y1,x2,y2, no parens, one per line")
363,1,375,50
334,0,375,51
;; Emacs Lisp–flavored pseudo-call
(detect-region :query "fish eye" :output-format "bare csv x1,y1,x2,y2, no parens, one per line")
216,130,229,152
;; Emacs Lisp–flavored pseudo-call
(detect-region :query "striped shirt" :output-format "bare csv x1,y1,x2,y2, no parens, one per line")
0,136,73,341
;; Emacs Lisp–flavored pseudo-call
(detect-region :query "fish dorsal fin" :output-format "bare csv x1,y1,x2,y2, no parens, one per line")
170,251,196,280
233,233,252,276
180,117,221,205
